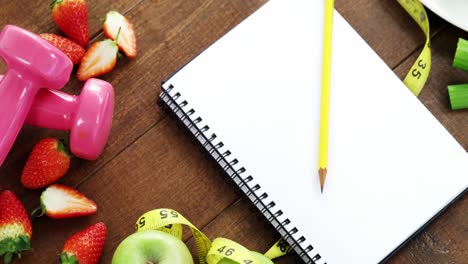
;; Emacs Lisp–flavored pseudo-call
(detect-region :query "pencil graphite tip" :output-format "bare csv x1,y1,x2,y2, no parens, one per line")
319,168,327,194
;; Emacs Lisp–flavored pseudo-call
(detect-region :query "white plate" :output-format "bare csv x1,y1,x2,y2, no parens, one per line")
420,0,468,31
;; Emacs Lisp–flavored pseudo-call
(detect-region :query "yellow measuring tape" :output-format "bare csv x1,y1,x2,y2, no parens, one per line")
264,238,292,259
136,209,290,264
397,0,431,96
207,238,260,264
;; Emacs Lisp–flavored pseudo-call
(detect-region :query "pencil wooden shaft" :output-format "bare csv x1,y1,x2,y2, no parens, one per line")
318,0,334,190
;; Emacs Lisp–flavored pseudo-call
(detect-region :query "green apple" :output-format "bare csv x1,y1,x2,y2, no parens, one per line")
112,230,194,264
218,251,274,264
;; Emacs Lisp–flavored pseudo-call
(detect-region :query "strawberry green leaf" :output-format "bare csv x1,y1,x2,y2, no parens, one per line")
4,252,12,264
60,253,68,263
51,0,63,9
0,238,15,253
16,235,30,252
0,236,30,264
0,238,10,255
57,139,71,157
60,253,79,264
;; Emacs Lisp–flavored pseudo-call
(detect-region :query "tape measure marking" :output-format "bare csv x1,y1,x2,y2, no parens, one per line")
207,238,260,264
135,209,294,264
136,209,212,264
397,0,432,96
264,237,293,259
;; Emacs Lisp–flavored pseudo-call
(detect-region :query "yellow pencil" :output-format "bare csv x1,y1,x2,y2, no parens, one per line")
319,0,334,193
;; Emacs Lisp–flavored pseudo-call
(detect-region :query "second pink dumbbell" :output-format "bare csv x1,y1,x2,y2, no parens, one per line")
27,79,115,160
0,76,115,160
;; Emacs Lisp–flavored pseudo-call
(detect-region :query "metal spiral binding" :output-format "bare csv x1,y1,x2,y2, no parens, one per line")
159,84,325,264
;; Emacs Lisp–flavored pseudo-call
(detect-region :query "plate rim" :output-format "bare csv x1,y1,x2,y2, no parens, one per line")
420,0,468,31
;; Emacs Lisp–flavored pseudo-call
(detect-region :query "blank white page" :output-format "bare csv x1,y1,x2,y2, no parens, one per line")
163,0,468,263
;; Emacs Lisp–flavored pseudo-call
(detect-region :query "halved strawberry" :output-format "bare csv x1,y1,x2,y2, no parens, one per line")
103,11,137,58
35,184,97,219
77,36,119,81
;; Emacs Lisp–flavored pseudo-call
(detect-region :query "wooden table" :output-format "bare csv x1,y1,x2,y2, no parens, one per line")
0,1,466,263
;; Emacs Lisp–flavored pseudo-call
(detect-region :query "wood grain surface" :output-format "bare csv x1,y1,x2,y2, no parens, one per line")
0,0,466,263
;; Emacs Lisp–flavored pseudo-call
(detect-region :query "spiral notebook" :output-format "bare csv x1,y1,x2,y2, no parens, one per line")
158,0,468,263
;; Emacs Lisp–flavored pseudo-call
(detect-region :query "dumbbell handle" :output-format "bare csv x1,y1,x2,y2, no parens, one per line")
25,89,78,131
0,71,42,164
0,75,77,131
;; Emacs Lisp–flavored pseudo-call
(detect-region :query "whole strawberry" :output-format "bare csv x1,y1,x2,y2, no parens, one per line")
40,33,86,64
60,222,107,264
21,138,71,189
0,191,32,264
52,0,89,47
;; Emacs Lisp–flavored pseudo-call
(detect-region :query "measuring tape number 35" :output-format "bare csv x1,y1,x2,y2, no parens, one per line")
397,0,432,96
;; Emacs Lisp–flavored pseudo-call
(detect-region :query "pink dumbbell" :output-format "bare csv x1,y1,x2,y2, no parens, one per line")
0,25,72,167
26,79,115,160
0,75,115,160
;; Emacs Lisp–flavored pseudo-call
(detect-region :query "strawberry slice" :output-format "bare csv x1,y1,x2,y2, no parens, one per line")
35,184,97,219
77,36,119,81
103,11,137,58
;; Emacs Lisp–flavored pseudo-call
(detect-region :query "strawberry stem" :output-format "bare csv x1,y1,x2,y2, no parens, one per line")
114,27,122,44
50,0,63,9
117,51,124,59
58,139,72,157
30,206,45,218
